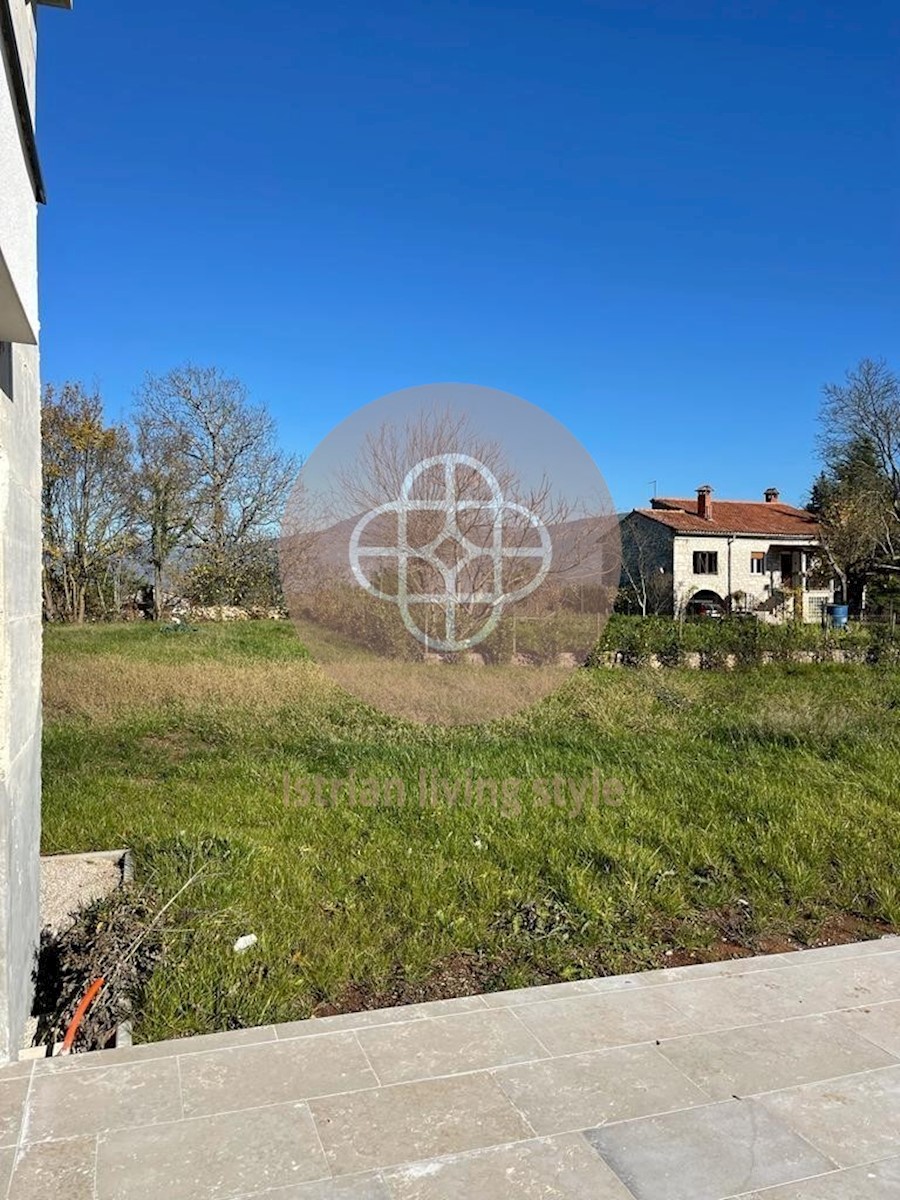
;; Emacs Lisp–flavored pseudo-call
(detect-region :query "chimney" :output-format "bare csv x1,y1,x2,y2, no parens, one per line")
696,484,713,521
764,487,779,503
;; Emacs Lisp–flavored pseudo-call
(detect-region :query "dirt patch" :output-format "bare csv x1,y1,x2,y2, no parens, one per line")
653,909,897,971
805,912,897,948
139,731,196,762
659,941,757,969
313,952,524,1016
315,912,899,1018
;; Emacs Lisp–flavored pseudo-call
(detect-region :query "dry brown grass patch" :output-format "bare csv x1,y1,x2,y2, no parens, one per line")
43,656,331,723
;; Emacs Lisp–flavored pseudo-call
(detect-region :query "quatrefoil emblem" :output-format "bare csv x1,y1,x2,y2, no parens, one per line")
349,454,552,651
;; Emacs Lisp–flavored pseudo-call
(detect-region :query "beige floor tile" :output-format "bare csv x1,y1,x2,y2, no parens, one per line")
660,971,810,1031
493,1042,709,1135
235,1175,390,1198
357,1009,546,1085
96,1102,328,1199
784,937,900,963
8,1135,96,1200
274,997,486,1042
0,1146,15,1195
785,954,900,1015
0,1061,34,1082
737,1155,900,1198
33,1026,279,1075
657,1013,896,1100
179,1031,377,1117
0,1075,30,1148
481,979,601,1007
383,1132,634,1198
26,1056,182,1142
310,1071,532,1175
757,1065,900,1169
512,988,697,1056
833,1000,900,1058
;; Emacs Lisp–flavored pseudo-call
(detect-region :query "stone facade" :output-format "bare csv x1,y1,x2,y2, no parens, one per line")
669,533,831,622
620,491,834,624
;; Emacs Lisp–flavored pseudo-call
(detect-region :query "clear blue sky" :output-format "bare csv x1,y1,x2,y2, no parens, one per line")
36,1,899,511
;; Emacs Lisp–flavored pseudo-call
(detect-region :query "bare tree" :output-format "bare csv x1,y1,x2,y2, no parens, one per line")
136,365,297,605
618,514,671,616
821,358,900,522
286,406,619,653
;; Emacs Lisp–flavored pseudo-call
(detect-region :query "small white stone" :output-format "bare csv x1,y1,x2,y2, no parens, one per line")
233,934,258,953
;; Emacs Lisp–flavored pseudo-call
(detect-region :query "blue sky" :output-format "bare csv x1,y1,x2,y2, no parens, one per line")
36,1,899,511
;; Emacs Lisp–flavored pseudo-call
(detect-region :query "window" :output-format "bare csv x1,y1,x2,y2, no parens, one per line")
750,551,765,575
692,550,718,574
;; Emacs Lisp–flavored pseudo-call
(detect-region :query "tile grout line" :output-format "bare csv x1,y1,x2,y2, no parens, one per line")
731,1057,900,1103
742,1095,843,1174
32,1034,281,1077
92,1133,100,1200
575,1127,642,1200
174,1053,186,1120
826,1007,900,1063
724,1147,900,1196
504,1004,555,1059
610,997,900,1047
230,1161,381,1200
477,1064,900,1151
302,1099,334,1186
342,1130,598,1186
642,1040,718,1103
5,1057,34,1199
350,1029,383,1088
272,998,491,1042
578,942,900,993
484,1066,539,1140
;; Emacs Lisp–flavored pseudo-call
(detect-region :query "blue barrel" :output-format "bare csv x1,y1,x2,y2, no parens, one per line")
827,604,849,629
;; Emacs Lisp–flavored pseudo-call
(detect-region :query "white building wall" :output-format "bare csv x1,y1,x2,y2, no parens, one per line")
0,0,38,343
672,534,830,620
0,0,42,1062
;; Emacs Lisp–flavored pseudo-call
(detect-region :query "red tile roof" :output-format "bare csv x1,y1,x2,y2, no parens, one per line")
634,497,821,537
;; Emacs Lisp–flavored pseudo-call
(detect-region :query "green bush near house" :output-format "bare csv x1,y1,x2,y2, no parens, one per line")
598,613,884,662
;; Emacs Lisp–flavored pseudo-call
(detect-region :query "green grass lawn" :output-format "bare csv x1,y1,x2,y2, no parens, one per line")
43,621,900,1042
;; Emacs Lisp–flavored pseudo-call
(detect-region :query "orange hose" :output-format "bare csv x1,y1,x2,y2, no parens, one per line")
59,977,105,1055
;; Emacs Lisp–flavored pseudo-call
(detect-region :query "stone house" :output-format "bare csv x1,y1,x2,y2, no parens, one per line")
619,485,835,623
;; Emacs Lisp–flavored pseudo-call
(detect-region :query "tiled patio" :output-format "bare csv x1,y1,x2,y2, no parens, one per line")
2,938,899,1199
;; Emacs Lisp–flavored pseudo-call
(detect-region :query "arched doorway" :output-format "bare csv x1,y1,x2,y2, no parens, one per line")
686,589,726,618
